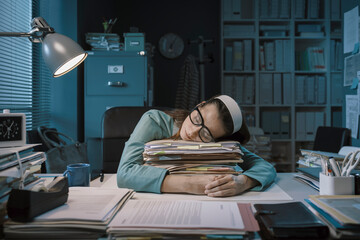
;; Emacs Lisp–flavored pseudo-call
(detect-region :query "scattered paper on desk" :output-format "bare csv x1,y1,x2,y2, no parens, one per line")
346,95,359,138
109,200,244,229
344,6,359,53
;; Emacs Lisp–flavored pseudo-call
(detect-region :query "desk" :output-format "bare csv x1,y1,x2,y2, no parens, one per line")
92,173,318,203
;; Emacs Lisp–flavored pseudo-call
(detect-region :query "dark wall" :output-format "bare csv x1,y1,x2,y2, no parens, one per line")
78,0,221,107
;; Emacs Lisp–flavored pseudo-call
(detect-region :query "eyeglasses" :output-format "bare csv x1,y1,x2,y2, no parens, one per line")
189,107,215,143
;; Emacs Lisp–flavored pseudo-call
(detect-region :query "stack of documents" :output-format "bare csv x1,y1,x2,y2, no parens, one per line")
306,195,360,239
0,144,46,200
107,199,259,239
298,149,345,168
143,140,243,174
4,187,134,239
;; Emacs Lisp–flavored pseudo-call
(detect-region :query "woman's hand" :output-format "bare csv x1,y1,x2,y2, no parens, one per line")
161,175,218,195
204,175,259,197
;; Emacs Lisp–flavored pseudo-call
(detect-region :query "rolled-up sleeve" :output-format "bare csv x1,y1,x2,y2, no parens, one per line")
117,110,173,193
238,146,277,191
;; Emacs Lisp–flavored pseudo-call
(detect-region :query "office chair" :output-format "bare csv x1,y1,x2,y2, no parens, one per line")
101,106,169,173
313,126,351,153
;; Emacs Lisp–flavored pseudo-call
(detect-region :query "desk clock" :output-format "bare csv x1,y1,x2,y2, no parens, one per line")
0,109,26,147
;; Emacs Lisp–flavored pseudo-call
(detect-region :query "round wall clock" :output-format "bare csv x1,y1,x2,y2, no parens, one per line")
0,110,26,147
158,33,185,59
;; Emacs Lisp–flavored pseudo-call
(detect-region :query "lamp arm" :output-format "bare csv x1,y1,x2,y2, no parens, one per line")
0,32,31,37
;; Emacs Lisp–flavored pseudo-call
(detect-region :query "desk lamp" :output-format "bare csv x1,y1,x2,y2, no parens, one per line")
0,17,87,77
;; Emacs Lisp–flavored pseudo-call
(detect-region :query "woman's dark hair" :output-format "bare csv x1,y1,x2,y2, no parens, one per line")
165,95,250,144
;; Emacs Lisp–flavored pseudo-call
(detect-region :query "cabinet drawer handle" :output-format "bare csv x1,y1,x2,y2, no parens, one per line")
108,81,126,87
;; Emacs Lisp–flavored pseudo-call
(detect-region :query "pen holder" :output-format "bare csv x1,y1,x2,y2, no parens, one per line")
319,173,355,195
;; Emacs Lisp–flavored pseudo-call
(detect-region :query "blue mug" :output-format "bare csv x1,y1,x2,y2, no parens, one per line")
63,163,90,187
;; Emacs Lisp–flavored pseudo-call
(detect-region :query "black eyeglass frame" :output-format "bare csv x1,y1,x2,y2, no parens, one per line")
189,106,215,143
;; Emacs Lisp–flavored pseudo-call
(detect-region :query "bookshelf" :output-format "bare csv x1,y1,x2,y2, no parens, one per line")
220,0,343,172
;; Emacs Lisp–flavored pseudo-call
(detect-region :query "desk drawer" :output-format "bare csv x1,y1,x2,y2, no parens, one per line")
85,55,146,96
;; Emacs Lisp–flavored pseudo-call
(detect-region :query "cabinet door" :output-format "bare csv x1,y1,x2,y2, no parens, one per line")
85,55,146,96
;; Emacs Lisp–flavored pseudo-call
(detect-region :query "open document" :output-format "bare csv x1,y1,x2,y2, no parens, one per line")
4,187,134,239
107,199,259,238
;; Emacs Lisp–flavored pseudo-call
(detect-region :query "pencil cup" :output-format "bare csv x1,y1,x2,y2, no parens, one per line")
319,172,355,195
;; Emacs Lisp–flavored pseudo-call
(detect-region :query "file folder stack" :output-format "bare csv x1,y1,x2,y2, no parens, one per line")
143,140,243,175
306,195,360,239
0,144,46,200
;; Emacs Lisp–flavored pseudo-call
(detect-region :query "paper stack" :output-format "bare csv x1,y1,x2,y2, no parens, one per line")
306,195,360,239
107,199,259,239
0,144,46,200
4,187,134,239
143,140,244,175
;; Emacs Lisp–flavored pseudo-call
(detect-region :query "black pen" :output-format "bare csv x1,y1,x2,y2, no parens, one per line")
100,171,104,182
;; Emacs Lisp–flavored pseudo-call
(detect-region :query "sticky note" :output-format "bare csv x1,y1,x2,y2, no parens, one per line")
351,78,359,89
200,143,222,148
353,42,359,54
177,145,199,149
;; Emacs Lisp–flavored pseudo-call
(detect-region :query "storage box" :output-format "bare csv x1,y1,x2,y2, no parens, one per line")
123,33,145,52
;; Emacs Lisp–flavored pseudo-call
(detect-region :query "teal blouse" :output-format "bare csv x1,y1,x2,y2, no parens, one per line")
117,110,277,193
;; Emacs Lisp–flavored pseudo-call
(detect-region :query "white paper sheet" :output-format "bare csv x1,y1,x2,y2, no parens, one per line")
108,200,244,229
344,6,359,53
35,187,131,221
100,174,292,201
346,95,359,138
344,53,360,86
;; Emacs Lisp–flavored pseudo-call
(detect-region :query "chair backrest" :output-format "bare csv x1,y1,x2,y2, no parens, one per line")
313,126,351,153
101,106,169,173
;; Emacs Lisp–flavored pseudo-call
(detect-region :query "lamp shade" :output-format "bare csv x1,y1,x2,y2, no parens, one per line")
42,33,87,77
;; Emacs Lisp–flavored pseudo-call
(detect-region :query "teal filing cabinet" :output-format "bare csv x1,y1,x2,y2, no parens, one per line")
84,51,147,139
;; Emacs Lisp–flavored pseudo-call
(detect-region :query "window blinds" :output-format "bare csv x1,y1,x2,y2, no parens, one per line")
0,0,51,130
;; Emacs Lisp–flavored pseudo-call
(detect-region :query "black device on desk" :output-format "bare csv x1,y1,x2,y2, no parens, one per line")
7,177,69,222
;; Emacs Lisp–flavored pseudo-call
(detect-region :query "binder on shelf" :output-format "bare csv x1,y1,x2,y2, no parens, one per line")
314,112,324,135
305,112,315,141
295,0,306,18
296,112,306,140
331,74,343,105
295,75,305,104
283,40,291,71
260,0,269,19
330,0,341,19
234,75,244,104
244,75,255,104
335,41,343,70
260,74,273,104
271,112,281,139
330,40,336,70
282,74,291,105
275,40,283,71
279,0,290,18
259,45,266,70
233,41,244,71
225,46,233,71
223,75,234,97
307,0,320,19
261,111,273,136
280,111,290,139
264,41,275,70
306,76,315,104
243,40,252,71
316,75,326,104
273,73,282,105
332,111,342,128
231,0,241,20
270,0,280,19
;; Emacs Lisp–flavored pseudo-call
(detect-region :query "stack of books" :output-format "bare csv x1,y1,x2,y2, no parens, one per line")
306,195,360,239
0,144,46,200
143,140,243,175
4,187,134,239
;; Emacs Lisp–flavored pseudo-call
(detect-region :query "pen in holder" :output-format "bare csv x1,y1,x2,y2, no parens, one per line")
319,172,355,195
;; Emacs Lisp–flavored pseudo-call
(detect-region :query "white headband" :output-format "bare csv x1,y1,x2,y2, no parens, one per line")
215,95,242,134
